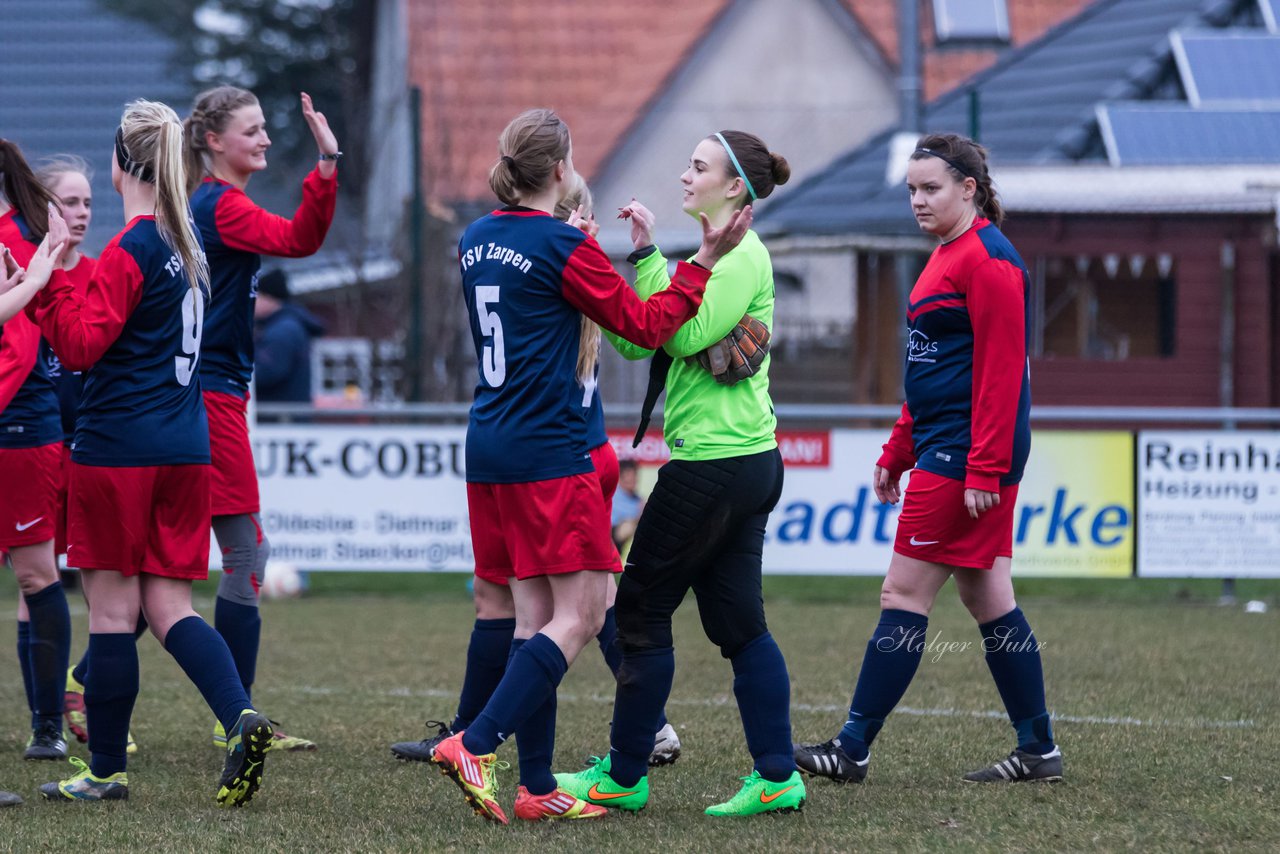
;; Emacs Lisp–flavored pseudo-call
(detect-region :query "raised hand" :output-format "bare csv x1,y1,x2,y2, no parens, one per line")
300,92,340,158
692,204,753,268
566,204,599,238
46,203,70,254
618,198,655,250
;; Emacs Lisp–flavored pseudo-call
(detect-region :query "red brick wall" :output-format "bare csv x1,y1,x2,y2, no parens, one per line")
1004,214,1277,408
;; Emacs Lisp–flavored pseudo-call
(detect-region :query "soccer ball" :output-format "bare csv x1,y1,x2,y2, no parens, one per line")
260,561,304,600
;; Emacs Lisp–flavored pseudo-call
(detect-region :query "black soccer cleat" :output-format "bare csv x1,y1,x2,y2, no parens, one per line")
793,739,869,784
390,720,452,762
24,721,68,761
963,747,1063,783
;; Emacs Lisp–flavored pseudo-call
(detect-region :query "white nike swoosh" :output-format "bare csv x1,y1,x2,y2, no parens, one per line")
15,517,44,532
909,536,939,546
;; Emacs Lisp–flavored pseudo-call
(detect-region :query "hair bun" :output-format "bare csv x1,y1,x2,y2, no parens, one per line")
769,152,791,186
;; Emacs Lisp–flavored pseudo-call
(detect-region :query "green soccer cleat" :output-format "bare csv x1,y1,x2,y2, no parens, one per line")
38,757,128,803
553,754,649,812
217,710,272,808
704,770,806,817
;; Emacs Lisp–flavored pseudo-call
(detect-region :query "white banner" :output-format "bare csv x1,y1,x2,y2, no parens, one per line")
1136,431,1280,578
254,425,473,571
252,424,1136,577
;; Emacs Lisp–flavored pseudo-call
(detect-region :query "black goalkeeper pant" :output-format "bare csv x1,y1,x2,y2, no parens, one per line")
614,448,784,658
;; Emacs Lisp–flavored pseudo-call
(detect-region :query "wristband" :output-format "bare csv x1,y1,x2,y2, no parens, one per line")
319,151,343,161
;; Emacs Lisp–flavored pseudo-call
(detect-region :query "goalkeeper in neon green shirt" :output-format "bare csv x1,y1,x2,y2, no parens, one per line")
556,130,805,817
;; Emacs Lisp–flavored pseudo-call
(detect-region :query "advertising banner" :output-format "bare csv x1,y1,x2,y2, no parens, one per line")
255,425,473,571
758,430,1133,577
254,424,1133,577
1136,431,1280,578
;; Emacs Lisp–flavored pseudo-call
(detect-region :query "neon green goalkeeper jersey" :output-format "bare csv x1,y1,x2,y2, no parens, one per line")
605,229,777,462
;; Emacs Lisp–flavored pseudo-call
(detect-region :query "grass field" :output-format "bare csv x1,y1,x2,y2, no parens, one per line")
1,572,1278,852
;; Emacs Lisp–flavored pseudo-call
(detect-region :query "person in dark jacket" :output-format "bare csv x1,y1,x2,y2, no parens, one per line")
253,269,324,403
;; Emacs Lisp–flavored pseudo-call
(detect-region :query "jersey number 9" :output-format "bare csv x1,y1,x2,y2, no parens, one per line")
174,286,205,387
475,286,505,387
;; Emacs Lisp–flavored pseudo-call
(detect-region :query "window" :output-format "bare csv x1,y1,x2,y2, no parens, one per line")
933,0,1011,45
1031,254,1177,360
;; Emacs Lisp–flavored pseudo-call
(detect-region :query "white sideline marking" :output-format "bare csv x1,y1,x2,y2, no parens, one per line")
291,685,1255,730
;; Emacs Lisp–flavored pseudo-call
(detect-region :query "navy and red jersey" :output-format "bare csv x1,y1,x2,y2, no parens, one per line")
584,369,607,451
0,210,61,449
40,255,96,444
190,168,336,396
31,216,211,467
460,207,708,483
879,217,1031,492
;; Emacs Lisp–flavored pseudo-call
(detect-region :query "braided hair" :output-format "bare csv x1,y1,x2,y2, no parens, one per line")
182,85,260,195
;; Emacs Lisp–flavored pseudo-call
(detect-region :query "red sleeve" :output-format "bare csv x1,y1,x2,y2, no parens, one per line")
4,235,36,267
0,310,39,413
30,244,145,372
876,402,917,478
560,238,708,350
215,168,337,258
965,258,1027,493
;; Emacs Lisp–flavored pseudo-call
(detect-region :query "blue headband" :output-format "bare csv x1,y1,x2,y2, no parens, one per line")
715,132,757,201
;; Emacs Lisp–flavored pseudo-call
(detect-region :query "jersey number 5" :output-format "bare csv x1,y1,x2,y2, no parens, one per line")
174,287,204,386
475,286,505,387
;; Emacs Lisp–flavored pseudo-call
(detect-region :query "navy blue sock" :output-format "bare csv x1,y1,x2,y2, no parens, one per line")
17,621,35,729
215,598,260,700
452,617,515,732
71,648,88,687
462,633,566,756
164,616,252,732
838,608,929,761
731,633,795,782
980,607,1054,754
506,637,558,795
72,614,145,687
597,606,623,675
598,608,668,731
24,581,71,727
609,646,675,787
85,633,138,778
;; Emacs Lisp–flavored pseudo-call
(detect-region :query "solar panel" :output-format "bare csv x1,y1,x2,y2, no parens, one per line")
933,0,1011,45
1260,0,1280,34
1172,30,1280,105
1097,103,1280,165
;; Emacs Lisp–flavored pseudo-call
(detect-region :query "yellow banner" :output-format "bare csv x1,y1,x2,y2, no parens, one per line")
1014,431,1133,577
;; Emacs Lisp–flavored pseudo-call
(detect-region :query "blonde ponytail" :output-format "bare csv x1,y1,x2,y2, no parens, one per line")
554,176,601,385
119,99,209,295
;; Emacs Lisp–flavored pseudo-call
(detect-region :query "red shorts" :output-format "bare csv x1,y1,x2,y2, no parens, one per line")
205,390,260,517
591,441,620,522
67,462,213,579
0,443,61,548
469,453,621,585
55,443,72,556
893,469,1019,570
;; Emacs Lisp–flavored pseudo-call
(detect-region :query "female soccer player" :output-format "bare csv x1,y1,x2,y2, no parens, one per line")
793,132,1061,785
0,138,72,762
390,177,680,768
29,100,273,805
185,85,338,751
31,157,142,754
430,108,749,824
554,130,803,817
